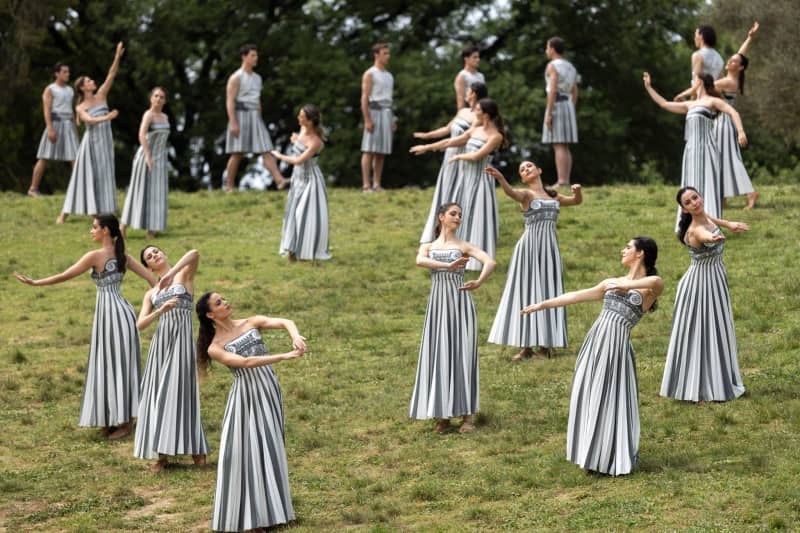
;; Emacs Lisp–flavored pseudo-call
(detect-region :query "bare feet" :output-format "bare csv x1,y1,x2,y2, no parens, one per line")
56,213,67,224
373,186,386,192
108,422,132,440
150,456,169,473
744,191,759,210
99,426,115,438
434,419,449,434
276,178,291,190
27,189,42,198
288,252,297,262
553,182,570,188
532,347,553,360
146,231,155,240
459,416,475,433
512,347,534,361
192,454,207,466
362,186,373,193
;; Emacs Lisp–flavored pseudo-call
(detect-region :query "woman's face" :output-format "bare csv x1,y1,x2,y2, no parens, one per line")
81,77,97,94
518,160,541,183
475,104,485,122
726,54,743,72
466,88,476,107
205,292,233,321
90,219,107,242
620,240,642,266
680,189,704,215
142,246,166,270
438,205,463,230
297,109,308,127
150,89,166,107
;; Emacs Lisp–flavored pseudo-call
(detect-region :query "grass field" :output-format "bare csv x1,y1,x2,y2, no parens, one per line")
1,183,799,531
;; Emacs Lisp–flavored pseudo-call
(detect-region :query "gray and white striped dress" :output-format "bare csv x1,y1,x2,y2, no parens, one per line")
459,137,498,271
212,328,294,532
410,249,479,420
279,140,331,260
134,284,209,460
661,230,745,402
121,121,170,232
677,106,721,229
225,68,272,154
488,199,567,349
62,104,117,215
567,290,645,476
419,117,471,243
36,83,79,161
360,66,394,154
717,93,755,198
79,258,140,427
541,58,579,144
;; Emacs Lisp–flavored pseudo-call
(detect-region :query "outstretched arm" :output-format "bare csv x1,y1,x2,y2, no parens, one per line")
76,107,119,126
644,72,689,114
738,22,759,56
271,136,323,165
126,254,157,287
413,120,454,140
450,132,501,162
522,280,607,314
250,315,307,352
557,184,583,206
97,42,124,98
708,215,749,233
410,128,471,154
485,166,529,205
208,343,305,368
14,251,96,286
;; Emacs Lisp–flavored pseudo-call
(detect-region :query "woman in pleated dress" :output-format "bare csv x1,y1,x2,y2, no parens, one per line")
410,97,506,271
643,71,747,226
412,81,488,243
409,202,496,434
14,214,155,439
196,292,306,532
134,246,209,472
661,187,748,402
715,22,759,209
58,42,125,224
271,104,331,261
121,87,171,239
486,163,582,361
522,237,663,476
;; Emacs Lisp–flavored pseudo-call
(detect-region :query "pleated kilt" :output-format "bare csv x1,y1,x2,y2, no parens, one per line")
361,101,393,154
541,96,578,144
36,113,79,161
225,104,273,154
715,113,754,198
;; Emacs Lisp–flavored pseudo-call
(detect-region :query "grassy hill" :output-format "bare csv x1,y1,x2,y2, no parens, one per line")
1,183,798,531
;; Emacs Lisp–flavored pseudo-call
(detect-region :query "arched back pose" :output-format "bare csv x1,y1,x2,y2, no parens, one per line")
486,163,582,361
522,238,663,476
541,37,579,187
360,42,395,192
134,246,210,472
411,97,506,270
412,81,488,243
197,292,306,531
409,203,496,434
58,42,124,224
271,104,331,261
674,24,725,101
454,45,486,111
14,214,155,439
643,71,746,224
28,62,79,197
715,22,759,209
121,87,171,239
661,187,748,402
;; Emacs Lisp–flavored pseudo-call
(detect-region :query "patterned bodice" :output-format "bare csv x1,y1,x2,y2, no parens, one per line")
600,290,644,329
224,328,273,378
428,248,466,284
151,283,193,311
91,258,124,289
290,139,319,176
465,137,491,167
688,228,725,264
524,198,560,226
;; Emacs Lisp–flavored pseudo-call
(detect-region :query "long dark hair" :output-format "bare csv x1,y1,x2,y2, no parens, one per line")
434,202,461,239
675,186,699,245
469,81,488,100
698,73,721,98
95,214,126,273
737,53,749,95
632,236,659,311
139,245,159,268
195,292,215,375
477,97,508,148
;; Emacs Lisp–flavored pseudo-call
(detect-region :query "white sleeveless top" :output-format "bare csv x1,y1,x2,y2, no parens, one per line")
696,47,724,80
545,58,579,95
234,68,262,105
458,69,486,98
367,66,394,103
49,83,75,116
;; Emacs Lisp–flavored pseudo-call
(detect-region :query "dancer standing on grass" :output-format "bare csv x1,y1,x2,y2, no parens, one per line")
197,292,306,531
224,44,289,192
715,22,760,209
661,187,748,403
675,24,725,101
411,97,506,271
409,203,496,434
14,214,155,439
643,71,746,225
271,104,331,261
28,62,79,197
486,163,582,361
522,237,663,476
541,37,579,187
361,42,395,192
413,81,488,243
121,87,170,239
454,45,486,111
58,42,124,224
134,246,209,472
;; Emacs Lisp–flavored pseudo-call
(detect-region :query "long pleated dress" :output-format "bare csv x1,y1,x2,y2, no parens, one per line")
676,106,720,229
419,117,471,243
488,199,567,349
62,104,117,216
567,290,645,476
121,120,170,232
79,258,140,427
212,328,294,532
278,140,331,260
459,137,498,271
661,230,745,402
134,284,210,460
409,249,479,420
717,93,755,199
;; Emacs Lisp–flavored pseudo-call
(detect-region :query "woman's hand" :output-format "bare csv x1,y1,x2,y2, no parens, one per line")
284,348,306,361
159,296,179,314
570,184,582,195
146,155,153,171
292,335,307,352
448,154,463,164
643,72,651,88
485,166,504,181
737,131,748,147
447,256,469,271
108,109,119,120
157,271,175,291
290,132,299,143
13,272,37,286
729,221,750,233
748,21,759,38
409,145,428,155
545,112,553,130
521,302,542,315
458,280,481,291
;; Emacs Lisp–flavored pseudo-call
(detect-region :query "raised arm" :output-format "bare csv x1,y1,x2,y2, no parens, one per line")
557,184,583,206
521,280,607,314
226,73,240,137
485,166,530,205
96,42,124,99
644,72,689,114
271,136,323,165
250,315,307,352
361,70,373,132
14,251,96,286
738,22,759,56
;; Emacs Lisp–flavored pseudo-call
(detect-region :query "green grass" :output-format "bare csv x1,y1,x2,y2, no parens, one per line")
1,183,799,531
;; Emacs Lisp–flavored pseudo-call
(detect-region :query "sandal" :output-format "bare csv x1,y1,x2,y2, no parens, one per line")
149,457,169,473
459,416,475,433
108,422,132,440
512,347,534,361
434,419,449,434
192,454,207,466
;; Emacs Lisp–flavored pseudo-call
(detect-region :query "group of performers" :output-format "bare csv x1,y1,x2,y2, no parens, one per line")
14,21,759,531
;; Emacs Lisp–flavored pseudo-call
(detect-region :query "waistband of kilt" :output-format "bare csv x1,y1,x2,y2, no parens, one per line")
368,100,393,110
235,101,260,111
555,93,570,102
51,113,74,122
